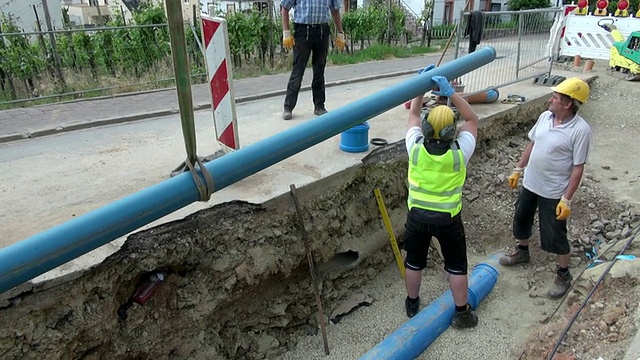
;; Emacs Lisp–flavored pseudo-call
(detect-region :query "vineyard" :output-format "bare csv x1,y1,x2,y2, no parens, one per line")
0,3,460,108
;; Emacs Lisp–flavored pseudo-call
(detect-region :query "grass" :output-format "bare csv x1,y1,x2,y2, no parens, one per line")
329,43,441,65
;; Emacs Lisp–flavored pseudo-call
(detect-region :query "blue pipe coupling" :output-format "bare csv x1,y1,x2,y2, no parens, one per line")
358,263,499,360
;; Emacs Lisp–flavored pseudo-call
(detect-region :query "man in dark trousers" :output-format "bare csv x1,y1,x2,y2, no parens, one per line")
280,0,345,120
403,68,480,329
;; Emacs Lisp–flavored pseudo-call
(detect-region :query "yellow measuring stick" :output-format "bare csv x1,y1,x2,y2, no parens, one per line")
374,188,406,279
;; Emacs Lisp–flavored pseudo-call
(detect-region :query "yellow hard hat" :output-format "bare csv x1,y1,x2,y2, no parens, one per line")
550,77,590,104
424,105,455,140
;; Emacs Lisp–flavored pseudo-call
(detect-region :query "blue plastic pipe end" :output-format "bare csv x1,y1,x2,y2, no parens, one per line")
340,122,370,153
485,89,499,103
467,262,499,309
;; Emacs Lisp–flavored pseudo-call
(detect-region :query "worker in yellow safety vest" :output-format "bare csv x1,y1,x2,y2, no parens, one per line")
403,65,480,329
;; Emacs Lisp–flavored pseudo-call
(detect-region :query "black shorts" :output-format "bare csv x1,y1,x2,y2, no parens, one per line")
403,208,468,275
513,187,569,255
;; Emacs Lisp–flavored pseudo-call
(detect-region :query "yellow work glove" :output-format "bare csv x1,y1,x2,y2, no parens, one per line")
507,167,523,190
556,196,572,220
335,32,346,51
283,30,295,50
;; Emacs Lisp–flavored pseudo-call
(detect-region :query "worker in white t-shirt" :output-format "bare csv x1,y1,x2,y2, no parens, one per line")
500,77,592,300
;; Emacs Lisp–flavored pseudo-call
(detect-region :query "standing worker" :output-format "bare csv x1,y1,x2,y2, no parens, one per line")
280,0,346,120
500,77,592,299
403,66,479,329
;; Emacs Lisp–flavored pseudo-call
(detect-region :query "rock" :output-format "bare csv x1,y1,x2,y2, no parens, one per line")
592,221,605,230
330,293,374,324
466,192,480,202
255,333,280,357
605,230,622,240
579,235,591,245
603,307,625,325
602,165,611,170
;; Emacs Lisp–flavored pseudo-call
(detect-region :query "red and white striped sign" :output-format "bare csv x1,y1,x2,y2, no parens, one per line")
201,16,239,151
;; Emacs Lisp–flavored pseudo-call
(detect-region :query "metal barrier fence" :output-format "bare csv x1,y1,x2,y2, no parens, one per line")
453,8,561,94
0,24,205,107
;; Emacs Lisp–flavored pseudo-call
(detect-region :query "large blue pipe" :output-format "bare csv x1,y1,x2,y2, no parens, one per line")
359,263,499,360
0,47,497,294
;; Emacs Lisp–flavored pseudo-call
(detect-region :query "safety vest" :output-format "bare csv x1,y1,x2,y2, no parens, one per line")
407,138,466,217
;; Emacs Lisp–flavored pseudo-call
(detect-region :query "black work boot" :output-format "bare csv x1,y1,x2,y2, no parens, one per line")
405,296,420,318
499,248,531,266
451,304,478,329
548,268,573,299
313,107,328,116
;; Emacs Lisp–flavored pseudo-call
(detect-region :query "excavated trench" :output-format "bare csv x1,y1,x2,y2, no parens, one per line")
0,98,553,360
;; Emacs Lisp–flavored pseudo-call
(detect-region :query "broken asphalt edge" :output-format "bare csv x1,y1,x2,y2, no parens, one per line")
0,69,418,145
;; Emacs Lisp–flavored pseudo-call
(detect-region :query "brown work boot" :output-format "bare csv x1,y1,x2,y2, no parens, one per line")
548,270,573,299
499,248,530,266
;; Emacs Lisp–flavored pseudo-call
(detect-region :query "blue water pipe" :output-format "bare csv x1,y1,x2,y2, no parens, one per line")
0,46,497,294
358,263,499,360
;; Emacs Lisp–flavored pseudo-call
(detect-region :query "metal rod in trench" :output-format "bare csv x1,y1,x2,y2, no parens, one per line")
289,184,330,355
547,228,640,360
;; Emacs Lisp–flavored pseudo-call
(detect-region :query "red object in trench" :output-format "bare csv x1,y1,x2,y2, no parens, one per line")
132,273,165,305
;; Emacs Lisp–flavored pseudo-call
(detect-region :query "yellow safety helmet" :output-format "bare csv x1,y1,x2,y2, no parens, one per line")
423,105,456,141
550,77,590,104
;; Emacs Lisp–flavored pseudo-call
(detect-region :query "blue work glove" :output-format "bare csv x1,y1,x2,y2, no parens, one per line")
431,76,455,97
417,64,435,74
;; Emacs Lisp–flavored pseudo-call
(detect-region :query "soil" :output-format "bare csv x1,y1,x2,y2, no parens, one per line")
275,61,640,360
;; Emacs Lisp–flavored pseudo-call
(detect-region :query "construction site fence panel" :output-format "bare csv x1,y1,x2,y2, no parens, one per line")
0,23,206,107
453,7,562,95
556,11,640,60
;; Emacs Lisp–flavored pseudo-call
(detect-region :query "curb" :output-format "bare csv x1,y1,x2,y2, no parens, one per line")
0,69,418,145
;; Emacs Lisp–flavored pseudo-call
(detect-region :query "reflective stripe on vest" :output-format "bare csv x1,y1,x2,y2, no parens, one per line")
407,138,466,216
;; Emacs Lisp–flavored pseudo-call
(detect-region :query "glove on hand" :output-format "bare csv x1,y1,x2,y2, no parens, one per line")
556,196,572,220
417,64,435,74
335,32,346,51
507,167,523,189
431,76,455,97
283,30,295,50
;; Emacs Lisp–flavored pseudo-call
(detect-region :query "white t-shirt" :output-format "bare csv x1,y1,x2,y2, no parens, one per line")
523,111,592,199
405,126,476,165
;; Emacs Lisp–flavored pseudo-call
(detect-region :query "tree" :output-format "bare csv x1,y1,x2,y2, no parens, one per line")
508,0,551,10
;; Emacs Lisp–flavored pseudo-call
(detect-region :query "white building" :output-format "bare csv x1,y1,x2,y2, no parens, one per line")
0,0,63,31
204,0,280,15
